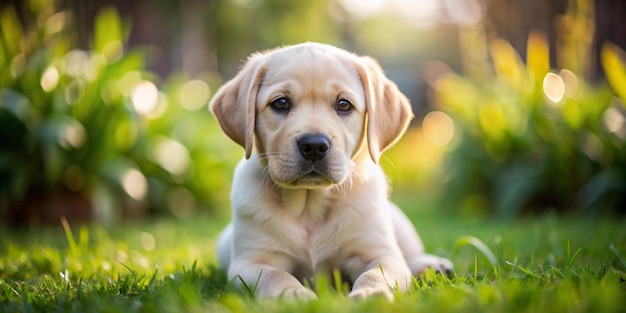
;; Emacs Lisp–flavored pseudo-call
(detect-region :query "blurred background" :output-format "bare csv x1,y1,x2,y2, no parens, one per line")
1,0,625,227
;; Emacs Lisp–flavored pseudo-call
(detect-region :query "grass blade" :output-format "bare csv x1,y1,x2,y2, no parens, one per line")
506,261,542,280
453,236,499,266
60,217,78,256
333,269,347,295
609,243,626,270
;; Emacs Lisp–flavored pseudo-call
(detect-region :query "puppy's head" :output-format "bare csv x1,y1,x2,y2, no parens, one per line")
210,43,413,188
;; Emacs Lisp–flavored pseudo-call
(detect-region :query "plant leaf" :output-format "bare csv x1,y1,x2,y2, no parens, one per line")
94,7,123,62
0,7,23,58
601,42,626,104
0,88,30,122
490,38,527,89
494,163,541,219
526,31,550,83
435,73,480,123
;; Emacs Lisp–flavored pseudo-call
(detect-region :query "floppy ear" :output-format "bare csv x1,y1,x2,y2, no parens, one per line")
209,55,266,159
355,56,414,163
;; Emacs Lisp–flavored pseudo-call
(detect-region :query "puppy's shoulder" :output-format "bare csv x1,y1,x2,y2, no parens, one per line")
232,156,262,184
353,159,389,190
231,156,275,208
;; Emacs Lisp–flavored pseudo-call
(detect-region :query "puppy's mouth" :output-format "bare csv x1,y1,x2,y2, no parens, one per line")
268,157,348,189
290,170,333,188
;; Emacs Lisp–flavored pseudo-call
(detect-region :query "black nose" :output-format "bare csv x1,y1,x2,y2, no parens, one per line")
297,134,330,162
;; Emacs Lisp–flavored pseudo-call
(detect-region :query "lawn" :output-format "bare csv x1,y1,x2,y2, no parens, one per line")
1,196,625,313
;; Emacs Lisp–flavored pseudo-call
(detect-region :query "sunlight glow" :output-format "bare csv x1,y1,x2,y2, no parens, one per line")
398,0,439,28
444,0,484,25
335,0,483,27
337,0,385,19
399,0,438,20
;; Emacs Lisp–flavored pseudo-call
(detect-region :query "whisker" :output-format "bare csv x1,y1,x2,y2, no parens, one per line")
344,175,354,193
256,152,283,161
256,152,283,157
259,165,274,187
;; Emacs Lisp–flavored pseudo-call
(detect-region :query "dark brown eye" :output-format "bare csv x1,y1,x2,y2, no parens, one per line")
270,97,290,112
336,99,353,114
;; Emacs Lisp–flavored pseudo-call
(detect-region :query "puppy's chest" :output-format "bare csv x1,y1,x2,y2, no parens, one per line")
280,188,332,220
277,190,346,268
280,216,343,276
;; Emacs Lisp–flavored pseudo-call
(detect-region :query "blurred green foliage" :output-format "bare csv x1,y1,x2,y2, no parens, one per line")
0,2,240,224
430,1,626,217
1,0,624,224
212,0,340,58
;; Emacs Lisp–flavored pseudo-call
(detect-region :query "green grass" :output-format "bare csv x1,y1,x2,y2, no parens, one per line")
1,197,625,312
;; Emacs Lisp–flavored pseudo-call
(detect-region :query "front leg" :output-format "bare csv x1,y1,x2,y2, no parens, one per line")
229,259,317,300
348,256,411,301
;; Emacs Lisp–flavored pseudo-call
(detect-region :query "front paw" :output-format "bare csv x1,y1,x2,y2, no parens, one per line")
349,287,394,301
279,286,318,301
409,254,454,276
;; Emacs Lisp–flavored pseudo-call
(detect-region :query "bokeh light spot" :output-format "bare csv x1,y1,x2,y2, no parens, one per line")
64,80,85,104
543,72,565,103
444,0,484,26
131,81,159,115
65,50,89,78
153,137,191,176
44,12,68,35
146,92,168,119
122,168,147,200
603,106,625,136
423,111,455,146
41,66,59,92
140,232,156,251
102,261,111,272
60,122,86,149
102,40,123,64
560,69,579,97
179,80,210,111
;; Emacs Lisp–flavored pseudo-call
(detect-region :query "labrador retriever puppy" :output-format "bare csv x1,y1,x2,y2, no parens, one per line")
211,42,453,300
